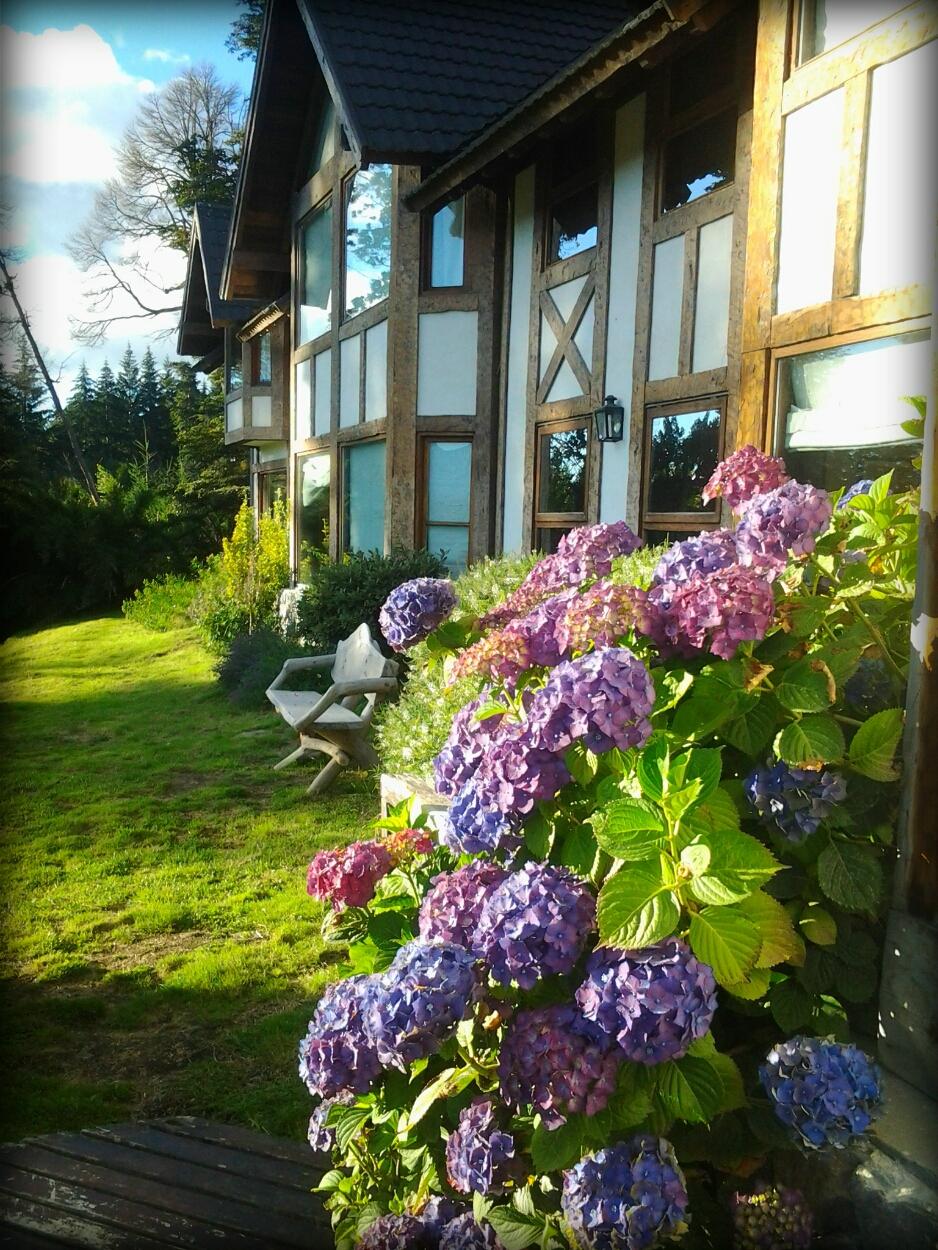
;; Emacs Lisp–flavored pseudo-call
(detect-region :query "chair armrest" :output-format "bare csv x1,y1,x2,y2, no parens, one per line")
267,654,337,693
294,677,397,732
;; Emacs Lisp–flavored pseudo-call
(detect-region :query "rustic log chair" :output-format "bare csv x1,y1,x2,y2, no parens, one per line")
266,623,399,797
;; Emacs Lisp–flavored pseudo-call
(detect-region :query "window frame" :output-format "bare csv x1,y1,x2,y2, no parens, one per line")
417,434,473,569
640,394,727,535
342,164,392,324
340,436,388,555
421,197,467,291
541,122,601,275
294,448,332,580
533,416,592,549
251,329,272,387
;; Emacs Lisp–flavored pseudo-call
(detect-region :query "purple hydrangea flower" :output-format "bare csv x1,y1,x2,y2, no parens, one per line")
731,1184,814,1249
418,1198,468,1241
306,1092,353,1152
557,581,657,654
646,565,775,660
472,734,573,817
440,1213,505,1250
439,779,523,857
419,861,509,947
307,840,392,911
380,577,457,652
445,1099,517,1196
474,861,595,989
364,941,477,1070
525,648,655,756
561,1135,689,1250
735,481,833,575
434,694,506,799
450,590,579,686
651,530,740,586
702,445,790,513
837,479,874,510
298,975,382,1098
760,1036,882,1149
745,762,846,842
844,658,895,716
499,1005,621,1128
357,1213,433,1249
576,938,718,1065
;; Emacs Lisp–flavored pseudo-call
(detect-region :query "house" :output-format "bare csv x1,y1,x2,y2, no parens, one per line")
177,0,937,1152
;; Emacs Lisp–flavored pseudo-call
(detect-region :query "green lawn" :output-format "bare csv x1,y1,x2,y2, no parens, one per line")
0,614,373,1142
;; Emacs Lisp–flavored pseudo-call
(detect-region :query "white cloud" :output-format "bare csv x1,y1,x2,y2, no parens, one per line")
0,24,136,92
143,48,190,65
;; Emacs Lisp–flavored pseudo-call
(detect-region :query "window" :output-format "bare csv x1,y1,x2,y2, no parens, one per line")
774,330,928,493
307,97,336,180
428,198,465,287
546,123,598,265
343,440,386,552
252,331,271,385
642,400,724,533
422,439,471,574
796,0,901,63
660,110,737,213
298,201,332,345
534,419,589,551
226,332,242,392
345,165,392,318
296,452,330,579
257,469,286,516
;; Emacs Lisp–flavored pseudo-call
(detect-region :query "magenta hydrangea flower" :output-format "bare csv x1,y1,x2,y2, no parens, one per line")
306,840,392,911
702,445,790,512
298,975,382,1098
731,1184,814,1249
557,582,657,654
651,529,739,586
433,693,506,799
474,861,596,989
525,648,655,755
445,1099,518,1195
379,577,457,652
735,480,833,574
646,565,775,660
499,1005,621,1128
576,939,718,1064
418,861,509,947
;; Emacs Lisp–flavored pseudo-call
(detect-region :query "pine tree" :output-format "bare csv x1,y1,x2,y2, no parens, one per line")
91,361,121,471
115,344,141,462
139,348,174,467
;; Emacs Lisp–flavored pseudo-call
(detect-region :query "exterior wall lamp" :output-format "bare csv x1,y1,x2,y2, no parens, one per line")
593,394,625,443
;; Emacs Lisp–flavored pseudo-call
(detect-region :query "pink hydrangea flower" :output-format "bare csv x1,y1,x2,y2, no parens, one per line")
381,827,434,865
702,445,790,513
306,840,392,910
647,565,775,660
557,581,656,654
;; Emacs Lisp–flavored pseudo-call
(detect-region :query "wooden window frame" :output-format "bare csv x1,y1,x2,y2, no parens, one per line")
251,329,272,387
340,436,388,555
640,394,727,535
541,121,602,275
255,465,288,517
293,448,332,580
417,434,473,566
294,194,334,355
533,415,592,546
421,197,468,292
342,166,392,325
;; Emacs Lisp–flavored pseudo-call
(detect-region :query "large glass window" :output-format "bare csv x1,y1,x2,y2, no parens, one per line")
253,330,271,385
345,165,392,318
343,440,386,553
797,0,900,63
423,439,471,574
644,403,723,521
429,198,465,287
298,201,332,345
297,452,330,578
257,469,287,517
775,330,928,493
534,420,589,551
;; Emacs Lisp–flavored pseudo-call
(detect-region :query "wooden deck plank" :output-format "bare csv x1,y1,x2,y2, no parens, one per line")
153,1119,317,1170
18,1133,316,1220
0,1191,175,1248
0,1147,314,1247
0,1225,90,1249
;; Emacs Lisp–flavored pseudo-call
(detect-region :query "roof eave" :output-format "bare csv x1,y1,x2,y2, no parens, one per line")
295,0,364,166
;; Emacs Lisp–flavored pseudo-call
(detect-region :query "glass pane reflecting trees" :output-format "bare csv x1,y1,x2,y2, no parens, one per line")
345,165,392,317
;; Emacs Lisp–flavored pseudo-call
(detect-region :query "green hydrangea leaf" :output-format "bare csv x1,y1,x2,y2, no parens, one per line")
723,699,777,755
597,864,680,948
680,788,741,840
776,658,836,712
737,890,804,968
530,1117,585,1174
724,966,771,1000
687,830,781,906
637,737,669,801
592,799,667,861
798,902,838,946
655,1055,724,1124
817,838,882,917
708,1051,747,1112
670,697,735,742
848,708,904,781
688,907,762,987
769,978,815,1032
774,714,845,767
832,958,878,1003
401,1066,475,1133
485,1207,544,1250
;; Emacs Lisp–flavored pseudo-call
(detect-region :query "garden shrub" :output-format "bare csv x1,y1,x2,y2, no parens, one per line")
294,452,919,1250
214,625,314,709
295,547,447,654
122,571,200,632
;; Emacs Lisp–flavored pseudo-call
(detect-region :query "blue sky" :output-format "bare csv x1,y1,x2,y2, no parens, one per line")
0,2,256,393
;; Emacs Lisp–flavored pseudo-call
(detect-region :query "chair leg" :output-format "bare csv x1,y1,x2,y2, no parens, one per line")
273,744,311,771
306,753,347,796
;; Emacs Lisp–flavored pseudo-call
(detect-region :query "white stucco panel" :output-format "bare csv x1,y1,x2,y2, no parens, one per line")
314,349,331,436
251,394,272,427
417,310,478,416
340,334,361,428
365,319,388,421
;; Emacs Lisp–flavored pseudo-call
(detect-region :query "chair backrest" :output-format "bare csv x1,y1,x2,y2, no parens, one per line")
331,623,399,687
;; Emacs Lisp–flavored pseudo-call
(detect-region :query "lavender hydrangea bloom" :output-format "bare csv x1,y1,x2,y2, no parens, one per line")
702,445,790,512
844,658,894,716
448,590,577,686
576,939,718,1064
525,648,655,756
731,1184,814,1249
652,530,739,585
380,577,457,652
357,1213,433,1250
434,694,505,799
445,1099,517,1195
499,1005,621,1128
474,862,596,989
364,941,477,1070
440,1213,505,1250
557,582,656,654
419,861,509,947
745,762,846,841
561,1135,689,1250
760,1036,882,1149
515,589,579,667
837,479,874,510
646,566,775,660
473,735,573,817
439,779,523,856
298,975,382,1098
735,480,833,574
306,1092,352,1152
418,1198,468,1241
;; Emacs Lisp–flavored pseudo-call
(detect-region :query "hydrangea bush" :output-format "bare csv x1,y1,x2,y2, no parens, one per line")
298,452,916,1249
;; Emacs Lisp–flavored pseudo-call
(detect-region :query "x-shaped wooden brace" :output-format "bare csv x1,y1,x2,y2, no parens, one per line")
536,274,595,405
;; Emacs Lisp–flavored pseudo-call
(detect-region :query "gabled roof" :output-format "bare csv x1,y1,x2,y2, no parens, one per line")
177,202,256,359
297,0,649,165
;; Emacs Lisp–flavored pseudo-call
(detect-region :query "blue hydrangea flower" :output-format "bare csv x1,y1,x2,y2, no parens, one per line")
745,761,846,841
499,1005,620,1129
651,530,739,585
419,861,509,948
440,779,522,857
445,1099,517,1196
380,577,457,652
576,938,718,1064
306,1092,352,1152
357,1213,433,1249
364,940,477,1070
298,975,382,1098
731,1183,814,1249
525,648,655,755
417,1197,468,1240
844,658,895,717
440,1212,505,1250
561,1135,689,1250
837,479,874,510
760,1036,882,1149
473,862,596,989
